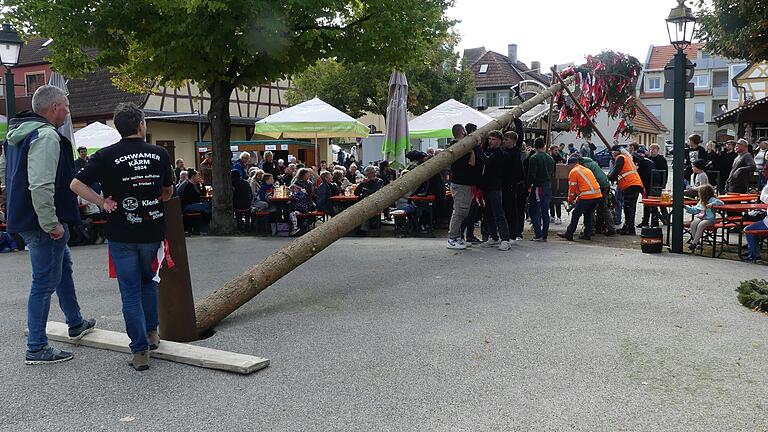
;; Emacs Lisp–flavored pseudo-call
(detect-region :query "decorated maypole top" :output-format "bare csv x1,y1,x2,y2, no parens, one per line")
554,51,643,140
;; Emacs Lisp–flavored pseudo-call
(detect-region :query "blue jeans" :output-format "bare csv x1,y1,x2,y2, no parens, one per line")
109,241,161,353
19,226,84,353
745,220,767,259
184,202,212,215
614,186,624,225
566,198,600,237
529,184,552,239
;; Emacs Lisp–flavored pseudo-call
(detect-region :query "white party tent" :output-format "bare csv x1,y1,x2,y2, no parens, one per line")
408,99,494,139
73,122,122,154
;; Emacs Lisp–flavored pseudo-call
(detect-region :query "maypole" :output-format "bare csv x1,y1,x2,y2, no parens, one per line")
193,75,577,334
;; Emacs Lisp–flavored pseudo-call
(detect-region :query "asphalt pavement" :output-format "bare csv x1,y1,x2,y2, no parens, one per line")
1,236,767,431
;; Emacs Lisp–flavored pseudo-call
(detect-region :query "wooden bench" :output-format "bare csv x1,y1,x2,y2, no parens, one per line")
251,211,273,234
296,210,325,231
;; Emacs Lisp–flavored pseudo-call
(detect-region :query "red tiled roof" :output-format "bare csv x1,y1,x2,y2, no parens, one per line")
633,99,669,134
647,43,704,70
472,51,549,89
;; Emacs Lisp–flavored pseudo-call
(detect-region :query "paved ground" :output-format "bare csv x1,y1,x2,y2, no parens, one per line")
2,236,767,431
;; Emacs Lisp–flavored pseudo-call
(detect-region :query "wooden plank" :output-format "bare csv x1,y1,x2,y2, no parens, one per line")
38,322,269,374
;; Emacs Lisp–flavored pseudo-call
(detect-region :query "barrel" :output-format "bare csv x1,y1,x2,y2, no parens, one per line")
640,227,663,253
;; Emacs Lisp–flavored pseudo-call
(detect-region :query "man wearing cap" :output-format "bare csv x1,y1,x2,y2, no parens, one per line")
557,156,603,241
725,139,756,193
579,155,615,236
607,145,644,235
74,146,89,173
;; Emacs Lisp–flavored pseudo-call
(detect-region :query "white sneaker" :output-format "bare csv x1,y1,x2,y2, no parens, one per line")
554,217,562,225
481,238,501,247
498,240,511,251
515,236,523,241
446,238,467,250
461,239,472,248
290,228,300,236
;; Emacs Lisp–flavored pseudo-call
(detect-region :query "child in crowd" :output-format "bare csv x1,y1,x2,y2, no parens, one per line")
288,182,315,236
684,184,723,252
253,173,275,211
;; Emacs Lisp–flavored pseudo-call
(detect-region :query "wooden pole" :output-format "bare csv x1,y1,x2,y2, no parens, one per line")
193,76,576,334
551,68,613,150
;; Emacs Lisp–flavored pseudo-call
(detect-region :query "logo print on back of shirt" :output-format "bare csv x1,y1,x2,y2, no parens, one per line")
122,197,139,211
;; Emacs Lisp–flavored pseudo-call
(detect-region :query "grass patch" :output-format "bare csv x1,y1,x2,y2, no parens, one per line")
736,279,768,312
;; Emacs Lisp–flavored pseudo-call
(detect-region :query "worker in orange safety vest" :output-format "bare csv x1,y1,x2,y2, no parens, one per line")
557,156,603,241
607,145,644,235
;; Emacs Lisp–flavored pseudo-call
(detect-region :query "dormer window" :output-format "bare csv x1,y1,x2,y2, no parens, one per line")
479,64,488,73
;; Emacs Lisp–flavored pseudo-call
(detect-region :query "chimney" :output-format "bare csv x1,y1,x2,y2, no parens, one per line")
507,44,517,63
531,61,541,72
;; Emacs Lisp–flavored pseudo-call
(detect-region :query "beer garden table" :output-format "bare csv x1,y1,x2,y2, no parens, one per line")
711,202,768,259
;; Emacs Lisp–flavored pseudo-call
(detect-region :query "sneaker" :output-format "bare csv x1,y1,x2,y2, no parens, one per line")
129,351,150,371
515,236,524,241
554,217,562,225
687,242,697,252
497,240,511,251
531,237,545,242
147,330,160,350
460,239,473,248
556,232,573,241
604,230,616,237
466,237,483,244
25,346,73,365
446,238,467,250
578,234,592,240
481,238,500,247
68,318,96,340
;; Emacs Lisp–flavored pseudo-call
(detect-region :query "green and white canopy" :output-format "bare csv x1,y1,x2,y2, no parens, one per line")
409,99,494,139
73,122,122,154
253,97,369,139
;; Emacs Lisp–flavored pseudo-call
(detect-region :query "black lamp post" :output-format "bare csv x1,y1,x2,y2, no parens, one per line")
666,0,697,254
0,23,23,118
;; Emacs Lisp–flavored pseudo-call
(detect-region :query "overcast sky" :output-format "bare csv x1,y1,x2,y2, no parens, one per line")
448,0,695,68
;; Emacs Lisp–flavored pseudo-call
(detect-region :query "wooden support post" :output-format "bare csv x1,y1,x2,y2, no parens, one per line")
158,197,198,342
546,64,556,146
551,68,613,150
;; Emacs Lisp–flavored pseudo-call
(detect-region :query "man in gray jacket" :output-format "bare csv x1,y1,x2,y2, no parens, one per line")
0,85,97,365
725,139,756,193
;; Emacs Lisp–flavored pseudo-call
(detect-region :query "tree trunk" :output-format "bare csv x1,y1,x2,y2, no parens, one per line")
208,80,237,235
194,76,576,334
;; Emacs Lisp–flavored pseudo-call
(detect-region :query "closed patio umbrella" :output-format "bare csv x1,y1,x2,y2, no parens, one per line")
48,72,75,146
382,71,410,168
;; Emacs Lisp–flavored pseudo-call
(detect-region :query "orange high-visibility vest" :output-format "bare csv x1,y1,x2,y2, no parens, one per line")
568,165,603,203
615,153,643,191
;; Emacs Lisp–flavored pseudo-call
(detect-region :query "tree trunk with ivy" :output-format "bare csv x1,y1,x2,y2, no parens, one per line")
208,80,237,235
193,76,576,333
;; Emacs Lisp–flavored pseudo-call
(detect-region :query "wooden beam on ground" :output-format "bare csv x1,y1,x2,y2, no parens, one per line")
37,322,269,374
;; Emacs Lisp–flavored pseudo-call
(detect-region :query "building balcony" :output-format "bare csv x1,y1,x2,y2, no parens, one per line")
711,86,729,97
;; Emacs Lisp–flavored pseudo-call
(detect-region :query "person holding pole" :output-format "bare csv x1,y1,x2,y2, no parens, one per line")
71,103,174,371
607,145,644,235
557,156,603,241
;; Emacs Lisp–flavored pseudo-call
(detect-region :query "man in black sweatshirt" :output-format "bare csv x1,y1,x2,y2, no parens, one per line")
480,131,512,251
501,118,525,240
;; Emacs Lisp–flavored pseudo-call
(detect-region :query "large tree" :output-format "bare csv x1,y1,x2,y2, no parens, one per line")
696,0,768,62
286,43,475,119
5,0,454,234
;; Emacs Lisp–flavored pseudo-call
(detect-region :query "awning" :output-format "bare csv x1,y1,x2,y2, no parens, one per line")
713,96,768,127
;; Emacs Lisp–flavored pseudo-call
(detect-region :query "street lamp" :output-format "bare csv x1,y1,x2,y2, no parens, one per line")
0,23,23,118
666,0,697,254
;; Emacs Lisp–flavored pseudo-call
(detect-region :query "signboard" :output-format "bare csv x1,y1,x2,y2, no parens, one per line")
198,147,209,153
280,144,288,150
230,145,239,151
265,144,277,150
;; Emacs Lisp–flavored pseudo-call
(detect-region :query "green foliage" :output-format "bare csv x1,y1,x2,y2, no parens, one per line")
696,0,768,62
286,44,474,118
736,279,768,312
4,0,456,92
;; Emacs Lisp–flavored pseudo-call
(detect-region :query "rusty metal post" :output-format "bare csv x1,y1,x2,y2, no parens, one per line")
158,197,198,342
